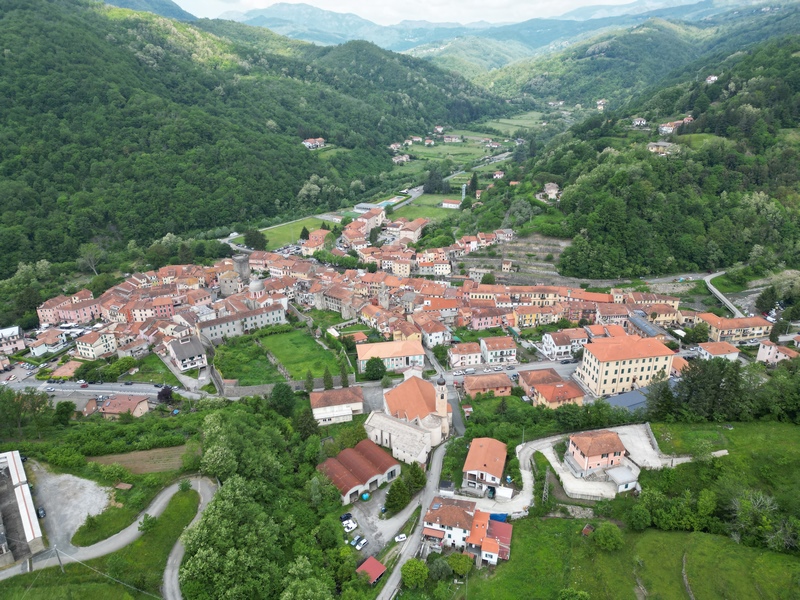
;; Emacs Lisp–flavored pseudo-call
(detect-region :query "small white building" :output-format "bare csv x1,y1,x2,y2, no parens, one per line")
448,342,483,369
166,336,207,372
480,336,517,364
310,387,364,425
697,341,739,362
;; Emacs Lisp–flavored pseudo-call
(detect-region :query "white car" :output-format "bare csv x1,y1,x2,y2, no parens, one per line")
453,370,463,376
483,368,492,373
356,538,369,551
45,387,55,392
394,534,407,543
343,519,357,533
76,380,86,384
493,366,503,372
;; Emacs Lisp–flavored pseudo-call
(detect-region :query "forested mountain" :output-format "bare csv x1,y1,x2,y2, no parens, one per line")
476,35,800,279
479,4,800,107
0,0,505,280
104,0,196,21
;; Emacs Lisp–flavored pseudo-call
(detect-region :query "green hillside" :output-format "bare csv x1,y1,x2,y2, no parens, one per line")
466,34,800,279
0,0,506,281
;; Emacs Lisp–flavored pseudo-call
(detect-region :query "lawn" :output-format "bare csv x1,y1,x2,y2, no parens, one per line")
452,327,505,343
483,110,544,134
410,141,489,163
0,489,199,599
120,354,181,387
88,445,189,474
459,518,800,599
260,329,344,379
392,200,451,222
710,272,759,294
676,132,725,149
213,341,285,386
305,308,348,331
260,217,330,250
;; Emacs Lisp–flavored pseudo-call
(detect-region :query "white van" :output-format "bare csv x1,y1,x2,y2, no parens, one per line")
464,368,476,375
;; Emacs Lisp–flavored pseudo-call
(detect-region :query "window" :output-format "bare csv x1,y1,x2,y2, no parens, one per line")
601,453,608,458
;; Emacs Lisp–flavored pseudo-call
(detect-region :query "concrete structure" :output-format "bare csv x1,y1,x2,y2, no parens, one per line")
462,437,506,494
198,305,286,343
756,341,799,366
383,373,451,446
310,387,364,425
75,331,118,360
0,451,45,556
448,342,482,369
317,439,401,505
575,335,674,397
356,340,425,373
364,411,431,466
542,329,587,360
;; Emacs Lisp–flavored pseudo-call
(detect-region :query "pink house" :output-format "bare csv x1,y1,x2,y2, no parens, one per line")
566,430,627,477
470,308,507,330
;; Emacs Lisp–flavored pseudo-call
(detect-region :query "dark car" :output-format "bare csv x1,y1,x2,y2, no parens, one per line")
124,381,134,385
37,506,46,518
571,359,580,363
20,455,27,462
560,359,572,364
47,379,55,383
506,365,515,370
154,384,163,388
339,512,352,522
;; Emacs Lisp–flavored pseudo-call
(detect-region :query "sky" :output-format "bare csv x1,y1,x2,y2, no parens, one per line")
172,0,635,25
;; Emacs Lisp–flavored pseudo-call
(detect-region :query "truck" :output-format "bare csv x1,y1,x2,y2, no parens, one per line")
464,368,476,375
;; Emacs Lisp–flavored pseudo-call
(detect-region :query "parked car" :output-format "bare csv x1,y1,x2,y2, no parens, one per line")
76,380,86,384
124,381,134,385
80,383,89,388
506,365,515,370
154,383,163,388
350,535,362,547
394,534,407,543
356,538,369,551
45,387,55,392
47,379,55,383
560,359,572,364
343,520,357,533
37,506,46,518
453,370,463,376
483,368,492,373
493,366,503,372
339,513,352,522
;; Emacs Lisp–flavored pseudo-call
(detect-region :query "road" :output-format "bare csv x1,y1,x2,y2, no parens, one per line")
704,271,745,318
0,476,217,584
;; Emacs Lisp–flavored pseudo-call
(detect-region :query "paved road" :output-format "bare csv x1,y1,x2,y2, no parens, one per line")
162,478,218,600
0,476,217,584
377,443,447,600
704,271,744,317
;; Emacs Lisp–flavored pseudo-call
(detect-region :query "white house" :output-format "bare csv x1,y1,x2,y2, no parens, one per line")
166,336,207,372
462,437,506,493
420,320,451,348
756,340,799,366
479,337,517,364
448,342,482,369
697,341,739,362
310,387,364,425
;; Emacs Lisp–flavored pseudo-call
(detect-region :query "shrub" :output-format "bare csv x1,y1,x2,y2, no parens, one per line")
593,521,624,551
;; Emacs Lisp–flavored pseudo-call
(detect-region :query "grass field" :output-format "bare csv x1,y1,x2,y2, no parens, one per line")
460,518,800,599
482,110,544,134
120,354,180,387
305,308,348,331
261,217,330,250
710,272,760,294
213,342,284,386
410,141,490,163
88,445,188,474
1,489,199,599
393,195,453,222
676,132,725,149
260,329,343,379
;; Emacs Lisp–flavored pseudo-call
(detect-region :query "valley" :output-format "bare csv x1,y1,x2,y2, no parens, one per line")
0,1,800,600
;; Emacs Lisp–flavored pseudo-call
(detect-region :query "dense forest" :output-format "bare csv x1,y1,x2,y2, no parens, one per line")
0,0,506,281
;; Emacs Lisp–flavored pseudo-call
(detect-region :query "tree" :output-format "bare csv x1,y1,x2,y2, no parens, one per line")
243,230,267,250
428,557,453,581
364,357,386,381
405,462,427,494
339,361,349,387
446,552,473,577
480,273,496,285
385,478,410,513
323,366,334,390
381,374,392,388
593,521,624,551
270,382,295,417
77,243,105,276
295,407,319,439
558,589,590,600
300,226,310,240
53,400,76,427
468,171,479,194
305,369,315,394
400,559,428,589
157,386,173,403
628,503,652,531
755,285,778,313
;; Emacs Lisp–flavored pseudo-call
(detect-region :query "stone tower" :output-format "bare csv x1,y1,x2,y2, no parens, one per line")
435,373,450,438
233,254,250,283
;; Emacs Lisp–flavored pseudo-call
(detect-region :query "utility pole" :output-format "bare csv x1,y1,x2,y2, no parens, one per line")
54,545,65,574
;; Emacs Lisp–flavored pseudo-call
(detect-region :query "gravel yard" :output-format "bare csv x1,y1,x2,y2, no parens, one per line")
29,461,110,550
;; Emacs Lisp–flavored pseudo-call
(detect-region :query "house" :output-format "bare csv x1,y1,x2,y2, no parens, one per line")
697,341,739,362
310,387,364,425
392,154,411,165
632,117,647,127
442,199,461,209
422,497,512,565
696,313,772,343
502,260,512,273
647,141,676,155
596,99,607,111
317,439,401,505
448,342,482,369
198,305,286,343
463,373,513,397
75,331,118,360
518,368,561,398
86,395,150,420
356,340,425,373
493,171,505,179
166,336,207,372
575,334,674,397
462,437,506,493
420,319,451,348
356,556,387,585
756,341,799,366
27,329,69,357
434,125,444,134
541,329,587,360
480,336,517,364
566,430,626,477
705,75,718,84
302,137,325,149
0,326,26,356
424,138,434,146
443,135,460,143
529,380,584,408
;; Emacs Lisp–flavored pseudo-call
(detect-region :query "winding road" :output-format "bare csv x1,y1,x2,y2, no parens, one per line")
0,475,217,598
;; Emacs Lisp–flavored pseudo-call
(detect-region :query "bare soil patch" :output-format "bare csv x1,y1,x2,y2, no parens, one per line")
88,445,187,474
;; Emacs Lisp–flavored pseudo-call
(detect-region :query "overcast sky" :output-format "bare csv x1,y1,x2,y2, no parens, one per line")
172,0,634,24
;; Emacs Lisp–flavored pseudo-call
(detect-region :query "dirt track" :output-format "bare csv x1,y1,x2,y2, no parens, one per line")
88,445,188,474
